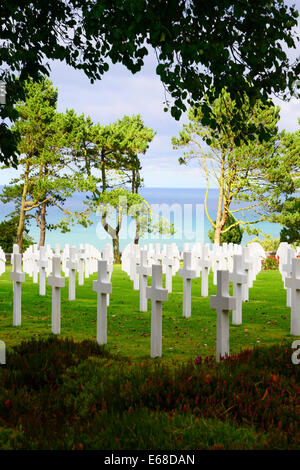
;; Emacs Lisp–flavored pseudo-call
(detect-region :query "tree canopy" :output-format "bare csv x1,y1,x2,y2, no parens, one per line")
1,0,299,164
172,88,299,243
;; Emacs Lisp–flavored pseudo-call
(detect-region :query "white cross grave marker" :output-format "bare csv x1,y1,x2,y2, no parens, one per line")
241,248,252,302
11,244,19,292
66,247,78,301
285,258,300,336
48,255,65,335
199,246,210,297
32,245,39,284
137,249,151,312
129,244,140,290
229,255,248,325
164,245,176,293
37,246,48,296
282,247,296,307
10,253,25,326
179,251,197,318
210,270,236,362
92,260,112,345
78,248,85,286
146,264,168,358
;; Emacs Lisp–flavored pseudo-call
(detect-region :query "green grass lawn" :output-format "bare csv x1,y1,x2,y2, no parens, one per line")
0,265,298,362
0,265,299,450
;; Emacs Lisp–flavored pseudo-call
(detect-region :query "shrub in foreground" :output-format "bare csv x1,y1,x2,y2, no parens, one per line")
0,337,298,449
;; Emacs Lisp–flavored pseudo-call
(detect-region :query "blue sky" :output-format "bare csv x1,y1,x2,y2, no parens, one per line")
0,16,299,188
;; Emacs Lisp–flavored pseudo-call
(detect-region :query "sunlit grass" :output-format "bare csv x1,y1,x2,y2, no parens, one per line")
0,265,298,364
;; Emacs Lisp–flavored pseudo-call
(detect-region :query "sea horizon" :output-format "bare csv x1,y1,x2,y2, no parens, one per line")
0,186,282,251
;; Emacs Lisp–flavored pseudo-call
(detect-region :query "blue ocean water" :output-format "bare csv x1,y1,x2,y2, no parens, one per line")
0,187,281,251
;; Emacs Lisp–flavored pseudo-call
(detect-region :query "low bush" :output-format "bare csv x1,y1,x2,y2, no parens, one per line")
0,337,299,449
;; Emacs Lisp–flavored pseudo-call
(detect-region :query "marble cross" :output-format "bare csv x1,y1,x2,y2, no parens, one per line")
241,248,252,302
146,264,168,358
12,244,20,292
37,246,48,296
229,255,247,325
164,245,176,293
78,248,85,286
48,255,65,335
285,258,300,336
32,245,39,284
0,248,5,275
84,244,91,278
137,249,151,312
179,251,197,318
282,247,296,307
199,246,210,297
102,248,113,306
93,260,112,345
210,270,236,362
130,244,140,290
10,253,25,326
66,246,78,301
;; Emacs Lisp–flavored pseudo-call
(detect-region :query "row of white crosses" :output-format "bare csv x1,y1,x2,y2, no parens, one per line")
9,247,114,341
8,239,300,362
122,242,264,325
277,242,300,335
124,242,255,358
22,242,104,294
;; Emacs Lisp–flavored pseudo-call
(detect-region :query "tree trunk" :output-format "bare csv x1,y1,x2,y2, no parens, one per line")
214,225,222,244
214,150,226,244
113,236,121,263
17,162,30,252
39,201,46,246
214,189,224,244
134,231,140,245
16,206,26,253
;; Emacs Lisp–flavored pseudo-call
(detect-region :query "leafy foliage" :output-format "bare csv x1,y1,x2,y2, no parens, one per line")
208,212,244,244
0,337,298,449
247,235,280,251
0,78,95,249
0,0,299,163
279,197,300,245
172,88,299,243
0,216,34,253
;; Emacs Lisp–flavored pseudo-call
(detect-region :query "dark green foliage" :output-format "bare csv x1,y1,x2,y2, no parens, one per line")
0,0,299,163
208,213,244,244
279,197,300,245
0,337,299,449
0,216,34,253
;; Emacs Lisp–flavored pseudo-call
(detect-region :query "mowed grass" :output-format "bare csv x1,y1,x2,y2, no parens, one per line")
0,264,298,363
0,265,299,450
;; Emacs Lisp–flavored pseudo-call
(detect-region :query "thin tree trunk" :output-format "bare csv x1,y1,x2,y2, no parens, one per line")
214,150,226,244
17,161,30,252
39,201,46,246
112,237,121,263
101,211,122,263
134,220,140,245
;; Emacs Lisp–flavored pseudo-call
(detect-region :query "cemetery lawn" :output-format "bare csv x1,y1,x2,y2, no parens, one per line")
0,265,298,362
0,266,299,450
